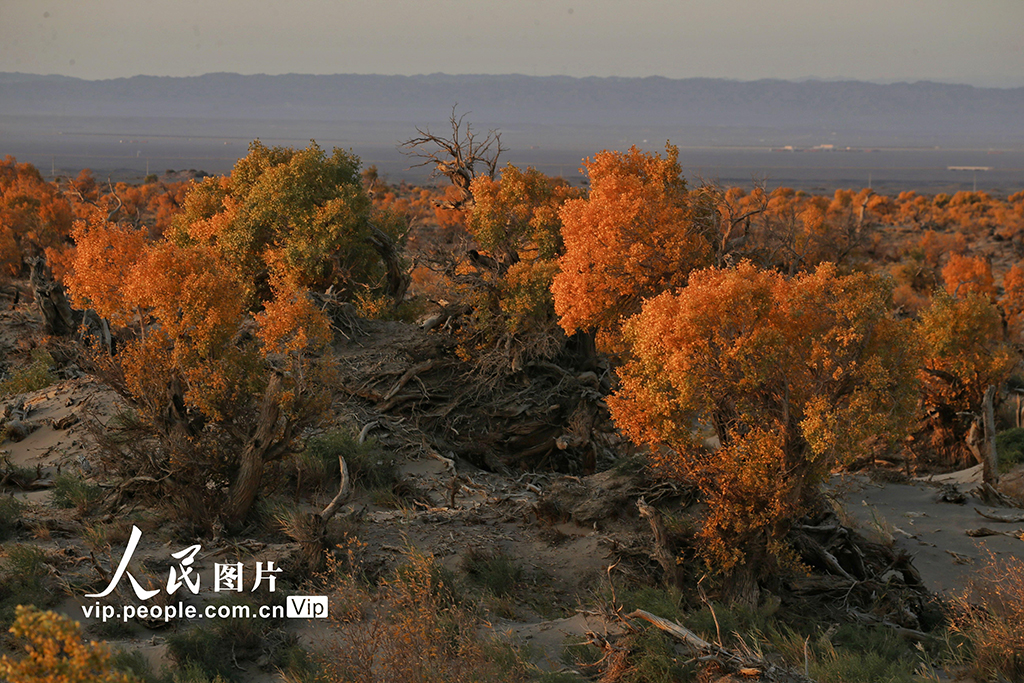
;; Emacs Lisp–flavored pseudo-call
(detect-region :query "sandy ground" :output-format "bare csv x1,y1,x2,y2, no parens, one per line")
831,467,1024,596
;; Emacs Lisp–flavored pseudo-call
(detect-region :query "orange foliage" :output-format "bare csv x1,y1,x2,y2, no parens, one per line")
0,156,73,281
1002,263,1024,339
553,144,714,348
0,606,131,683
610,261,919,572
942,253,996,300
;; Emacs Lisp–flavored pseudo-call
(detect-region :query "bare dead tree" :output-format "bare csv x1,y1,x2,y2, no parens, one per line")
399,106,506,211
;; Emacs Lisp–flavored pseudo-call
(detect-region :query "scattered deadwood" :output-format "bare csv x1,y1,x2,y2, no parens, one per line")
625,609,816,683
379,360,435,410
332,318,612,474
785,511,931,632
0,455,45,490
964,527,1021,538
946,549,973,565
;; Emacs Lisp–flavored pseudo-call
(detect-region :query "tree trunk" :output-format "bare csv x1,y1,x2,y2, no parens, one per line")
982,384,999,485
368,225,411,303
29,257,76,336
724,542,764,607
224,374,283,527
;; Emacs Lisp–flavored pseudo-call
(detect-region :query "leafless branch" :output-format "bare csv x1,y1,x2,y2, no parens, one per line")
400,105,507,211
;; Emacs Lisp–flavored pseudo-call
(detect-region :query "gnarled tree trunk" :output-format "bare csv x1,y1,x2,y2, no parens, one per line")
225,374,283,527
29,257,76,336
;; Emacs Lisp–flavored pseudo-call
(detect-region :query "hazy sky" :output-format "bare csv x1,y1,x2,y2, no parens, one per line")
1,0,1022,87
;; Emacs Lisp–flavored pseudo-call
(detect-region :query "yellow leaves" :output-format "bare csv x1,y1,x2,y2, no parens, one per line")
918,290,1015,413
467,165,574,262
0,606,132,683
68,212,328,426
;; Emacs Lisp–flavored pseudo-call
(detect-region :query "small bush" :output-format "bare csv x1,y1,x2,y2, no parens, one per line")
166,595,281,682
0,349,58,397
771,622,924,683
0,543,54,631
461,547,524,597
82,519,134,552
996,427,1024,472
52,471,104,513
0,496,23,541
319,547,518,683
302,429,395,492
274,642,330,682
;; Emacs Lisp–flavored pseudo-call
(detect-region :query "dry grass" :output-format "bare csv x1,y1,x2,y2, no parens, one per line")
949,553,1024,681
319,547,531,683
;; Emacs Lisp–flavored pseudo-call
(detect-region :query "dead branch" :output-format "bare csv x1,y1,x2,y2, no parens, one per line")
318,456,351,524
88,550,111,586
974,506,1024,523
358,421,379,444
399,106,506,210
847,608,931,643
382,360,436,403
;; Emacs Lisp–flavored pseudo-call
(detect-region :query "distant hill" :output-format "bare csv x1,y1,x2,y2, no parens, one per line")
2,72,1022,147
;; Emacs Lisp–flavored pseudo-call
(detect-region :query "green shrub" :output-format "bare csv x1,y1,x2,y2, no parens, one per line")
302,428,395,492
461,548,524,598
0,544,53,631
996,427,1024,472
0,349,58,397
166,594,283,682
52,472,104,513
0,497,23,541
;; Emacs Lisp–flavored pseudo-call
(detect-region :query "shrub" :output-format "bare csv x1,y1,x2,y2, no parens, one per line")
318,547,526,683
302,429,394,492
995,427,1024,472
461,547,524,597
64,141,385,527
553,144,714,350
0,496,23,541
610,262,919,593
0,544,54,631
51,472,104,514
165,595,281,682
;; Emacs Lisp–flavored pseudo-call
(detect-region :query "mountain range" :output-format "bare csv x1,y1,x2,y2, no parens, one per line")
2,72,1022,148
